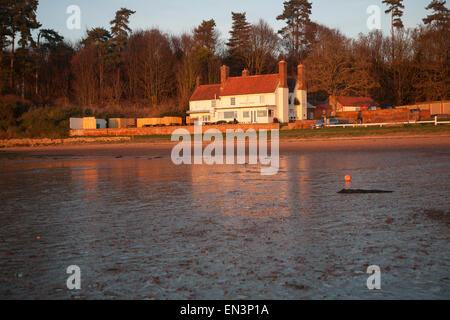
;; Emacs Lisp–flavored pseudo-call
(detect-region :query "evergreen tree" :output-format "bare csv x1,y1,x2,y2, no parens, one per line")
417,1,450,102
35,29,64,96
110,8,135,103
227,12,251,73
383,0,405,32
382,0,405,57
193,19,218,53
276,0,312,62
192,20,221,85
423,0,450,28
382,0,405,105
81,28,112,104
38,29,64,50
110,8,135,52
4,0,41,93
0,0,11,94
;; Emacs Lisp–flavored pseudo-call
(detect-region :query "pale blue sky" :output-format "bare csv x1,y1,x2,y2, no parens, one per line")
36,0,431,43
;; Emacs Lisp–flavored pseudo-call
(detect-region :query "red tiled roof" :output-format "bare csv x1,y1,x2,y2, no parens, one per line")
190,74,281,101
336,96,378,107
220,74,280,96
189,84,221,102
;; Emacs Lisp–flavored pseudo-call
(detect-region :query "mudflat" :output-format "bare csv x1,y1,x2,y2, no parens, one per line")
0,133,448,299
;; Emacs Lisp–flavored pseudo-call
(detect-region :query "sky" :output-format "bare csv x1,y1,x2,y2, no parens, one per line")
36,0,432,44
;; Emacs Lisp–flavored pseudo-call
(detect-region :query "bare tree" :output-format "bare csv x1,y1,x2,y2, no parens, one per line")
246,20,280,75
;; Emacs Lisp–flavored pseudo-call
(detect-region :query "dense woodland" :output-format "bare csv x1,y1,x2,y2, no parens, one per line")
0,0,449,137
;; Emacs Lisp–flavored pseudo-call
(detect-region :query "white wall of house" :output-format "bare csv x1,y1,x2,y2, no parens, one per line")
206,92,277,124
296,89,308,120
217,93,276,109
189,99,217,112
276,87,289,123
215,107,274,123
189,99,217,124
188,112,213,124
190,90,293,124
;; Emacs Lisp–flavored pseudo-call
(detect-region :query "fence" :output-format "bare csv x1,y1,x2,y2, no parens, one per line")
326,116,450,128
396,101,450,115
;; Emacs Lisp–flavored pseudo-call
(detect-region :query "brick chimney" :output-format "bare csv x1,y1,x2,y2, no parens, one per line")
279,60,287,88
277,60,289,123
329,95,337,108
329,95,338,116
196,75,201,88
220,65,230,86
242,68,249,77
297,63,306,90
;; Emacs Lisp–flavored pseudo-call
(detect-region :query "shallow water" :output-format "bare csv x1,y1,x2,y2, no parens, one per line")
0,146,449,299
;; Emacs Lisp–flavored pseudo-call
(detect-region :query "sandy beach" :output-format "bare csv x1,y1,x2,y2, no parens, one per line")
1,134,449,160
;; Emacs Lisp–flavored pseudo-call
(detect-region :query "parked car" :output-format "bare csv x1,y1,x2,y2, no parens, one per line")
311,118,340,129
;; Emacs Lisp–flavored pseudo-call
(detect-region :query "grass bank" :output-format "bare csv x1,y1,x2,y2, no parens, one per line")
129,124,450,142
2,124,449,148
279,124,450,139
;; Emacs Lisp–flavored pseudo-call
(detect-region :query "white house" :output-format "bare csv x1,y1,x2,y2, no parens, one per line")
188,61,308,124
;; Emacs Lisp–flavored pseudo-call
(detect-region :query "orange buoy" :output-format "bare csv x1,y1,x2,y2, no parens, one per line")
345,175,352,182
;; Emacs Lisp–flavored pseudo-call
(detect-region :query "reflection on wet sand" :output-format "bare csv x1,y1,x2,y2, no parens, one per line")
0,145,449,299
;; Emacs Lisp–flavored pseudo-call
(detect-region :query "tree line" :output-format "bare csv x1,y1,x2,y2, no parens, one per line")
0,0,449,114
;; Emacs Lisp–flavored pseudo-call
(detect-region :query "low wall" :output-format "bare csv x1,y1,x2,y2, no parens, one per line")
284,121,316,130
70,123,280,137
364,109,410,123
336,109,431,124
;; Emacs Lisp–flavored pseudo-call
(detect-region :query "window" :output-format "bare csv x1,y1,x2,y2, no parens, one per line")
231,97,236,105
202,115,210,122
268,110,274,117
257,110,268,117
243,111,250,118
211,100,216,108
224,111,237,119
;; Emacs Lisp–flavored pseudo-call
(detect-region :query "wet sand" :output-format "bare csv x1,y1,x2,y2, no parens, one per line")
0,134,449,299
1,135,449,159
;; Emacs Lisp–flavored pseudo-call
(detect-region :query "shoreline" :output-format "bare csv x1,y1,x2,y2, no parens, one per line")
1,134,449,159
1,130,449,149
